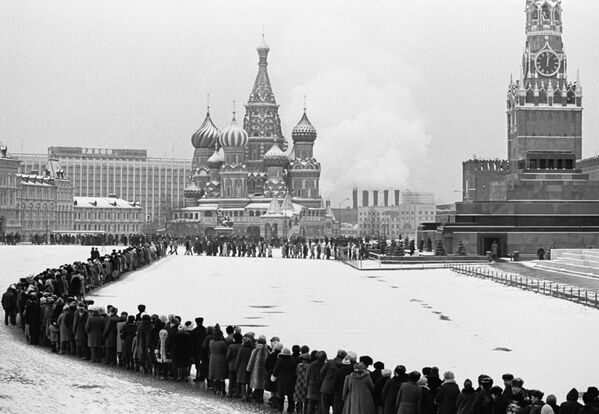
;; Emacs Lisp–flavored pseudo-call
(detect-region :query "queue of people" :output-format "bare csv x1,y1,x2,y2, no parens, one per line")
4,243,598,414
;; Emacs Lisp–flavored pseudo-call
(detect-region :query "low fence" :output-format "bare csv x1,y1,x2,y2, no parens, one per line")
343,255,488,271
448,264,599,310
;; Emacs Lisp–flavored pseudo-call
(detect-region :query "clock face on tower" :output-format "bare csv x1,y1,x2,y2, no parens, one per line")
535,51,560,77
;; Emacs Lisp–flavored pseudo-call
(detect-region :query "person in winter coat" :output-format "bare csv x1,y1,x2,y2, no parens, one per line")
294,353,311,414
374,369,392,411
272,347,296,412
266,342,283,406
226,333,242,397
208,328,228,394
120,315,137,370
335,352,357,414
57,306,73,354
559,389,581,414
136,314,152,373
382,365,409,414
305,350,327,414
545,395,559,414
172,322,194,381
371,361,385,388
436,371,461,414
396,371,423,414
491,386,508,414
476,376,495,414
148,318,162,375
2,286,17,326
103,308,119,365
320,349,347,414
579,393,598,414
418,377,435,414
342,361,376,414
427,367,443,400
457,379,478,414
235,335,254,401
85,307,105,363
116,312,127,366
72,304,89,359
247,336,269,403
156,323,171,379
190,317,207,383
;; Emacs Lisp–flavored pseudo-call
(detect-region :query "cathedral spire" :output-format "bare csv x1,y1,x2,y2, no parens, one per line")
250,34,276,104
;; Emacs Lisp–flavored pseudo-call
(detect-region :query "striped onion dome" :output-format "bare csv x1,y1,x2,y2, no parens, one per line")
291,110,317,142
191,110,220,149
218,113,248,148
207,145,225,169
264,142,288,167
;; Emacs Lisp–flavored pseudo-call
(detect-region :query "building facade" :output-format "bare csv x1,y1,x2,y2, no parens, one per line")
16,158,74,241
14,148,190,227
73,196,143,235
352,188,435,239
173,37,331,239
0,143,21,237
444,0,599,256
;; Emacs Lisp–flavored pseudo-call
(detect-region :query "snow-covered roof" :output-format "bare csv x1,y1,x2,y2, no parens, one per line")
74,197,141,209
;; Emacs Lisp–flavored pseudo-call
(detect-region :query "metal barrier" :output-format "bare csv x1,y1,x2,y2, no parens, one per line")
447,264,599,310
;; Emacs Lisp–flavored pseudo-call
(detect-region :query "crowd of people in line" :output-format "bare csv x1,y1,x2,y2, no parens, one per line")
4,240,598,414
161,235,369,261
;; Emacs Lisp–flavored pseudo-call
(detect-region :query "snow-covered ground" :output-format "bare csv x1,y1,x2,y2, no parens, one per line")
0,246,264,414
1,246,598,412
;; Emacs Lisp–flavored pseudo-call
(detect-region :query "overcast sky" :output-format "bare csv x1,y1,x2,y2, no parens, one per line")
1,0,598,205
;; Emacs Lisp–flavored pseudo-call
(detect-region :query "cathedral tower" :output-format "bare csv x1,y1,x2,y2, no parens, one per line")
243,36,286,173
288,109,321,203
219,111,249,199
507,0,582,168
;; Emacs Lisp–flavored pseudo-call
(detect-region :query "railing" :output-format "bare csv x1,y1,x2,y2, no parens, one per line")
448,263,599,310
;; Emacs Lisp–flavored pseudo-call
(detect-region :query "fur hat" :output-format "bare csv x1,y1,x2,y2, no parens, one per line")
382,369,392,378
342,351,357,365
274,342,284,352
512,378,524,388
280,348,292,356
417,377,428,387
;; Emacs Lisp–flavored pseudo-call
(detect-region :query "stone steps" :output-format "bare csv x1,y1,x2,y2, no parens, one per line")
537,248,599,277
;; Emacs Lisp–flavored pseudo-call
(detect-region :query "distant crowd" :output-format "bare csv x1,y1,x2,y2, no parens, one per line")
4,240,599,414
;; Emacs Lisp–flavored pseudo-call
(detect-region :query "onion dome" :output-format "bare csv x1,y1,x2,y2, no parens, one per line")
264,141,288,167
191,109,221,149
207,145,225,169
184,182,203,198
257,34,270,53
292,110,317,142
219,112,249,148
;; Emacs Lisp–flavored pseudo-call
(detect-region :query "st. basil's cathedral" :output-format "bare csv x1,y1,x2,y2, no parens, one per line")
172,36,335,239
